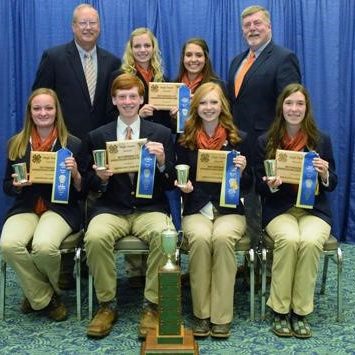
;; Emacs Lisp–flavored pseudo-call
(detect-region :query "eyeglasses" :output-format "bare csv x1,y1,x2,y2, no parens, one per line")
76,20,98,28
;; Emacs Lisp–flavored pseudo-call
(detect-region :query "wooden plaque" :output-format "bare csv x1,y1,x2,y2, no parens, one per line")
106,138,147,174
29,151,56,184
196,149,228,183
276,149,305,184
148,82,184,110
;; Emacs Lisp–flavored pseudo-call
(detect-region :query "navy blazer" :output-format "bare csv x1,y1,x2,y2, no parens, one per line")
106,69,172,129
32,41,121,139
255,132,337,228
176,131,252,216
227,41,301,163
81,119,176,220
3,135,83,231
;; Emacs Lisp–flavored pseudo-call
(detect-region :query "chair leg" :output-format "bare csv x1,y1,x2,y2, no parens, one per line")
336,247,343,322
249,249,255,321
75,248,81,321
0,258,6,320
320,254,330,295
261,248,267,320
88,273,93,320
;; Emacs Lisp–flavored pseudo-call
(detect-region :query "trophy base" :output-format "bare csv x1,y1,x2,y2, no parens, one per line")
141,327,199,355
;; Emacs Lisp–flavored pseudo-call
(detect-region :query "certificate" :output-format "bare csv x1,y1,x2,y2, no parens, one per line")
148,82,184,110
106,139,147,174
29,151,56,184
276,149,305,184
196,149,228,183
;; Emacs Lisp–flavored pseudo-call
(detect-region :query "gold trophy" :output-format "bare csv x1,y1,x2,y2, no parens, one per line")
141,228,199,354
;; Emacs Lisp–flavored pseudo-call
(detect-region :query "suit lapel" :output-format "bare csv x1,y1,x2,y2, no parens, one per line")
139,119,155,141
94,47,106,106
101,121,118,142
66,41,92,105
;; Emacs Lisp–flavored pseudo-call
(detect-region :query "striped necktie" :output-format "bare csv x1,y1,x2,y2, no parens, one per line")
125,126,132,140
234,51,255,97
84,54,96,104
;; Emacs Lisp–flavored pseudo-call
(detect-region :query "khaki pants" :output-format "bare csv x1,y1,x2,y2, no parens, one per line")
84,212,174,304
266,207,330,315
0,211,72,309
183,213,246,324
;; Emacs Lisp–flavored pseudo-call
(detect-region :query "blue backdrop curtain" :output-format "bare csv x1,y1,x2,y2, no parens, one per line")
1,0,354,242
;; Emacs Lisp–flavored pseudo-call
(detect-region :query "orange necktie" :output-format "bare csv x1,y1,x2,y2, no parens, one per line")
234,51,255,97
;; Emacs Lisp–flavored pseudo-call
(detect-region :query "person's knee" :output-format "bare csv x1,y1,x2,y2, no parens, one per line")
32,241,58,261
274,232,299,249
187,230,211,248
0,237,26,259
212,232,235,249
0,240,15,259
300,233,325,250
84,227,110,253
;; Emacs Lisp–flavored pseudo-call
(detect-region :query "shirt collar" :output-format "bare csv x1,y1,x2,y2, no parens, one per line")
116,116,141,139
75,41,97,59
252,39,271,58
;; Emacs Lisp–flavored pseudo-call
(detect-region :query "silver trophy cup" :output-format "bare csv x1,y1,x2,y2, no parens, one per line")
161,228,179,271
264,159,277,181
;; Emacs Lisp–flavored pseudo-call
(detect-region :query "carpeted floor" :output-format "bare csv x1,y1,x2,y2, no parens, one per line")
0,243,354,354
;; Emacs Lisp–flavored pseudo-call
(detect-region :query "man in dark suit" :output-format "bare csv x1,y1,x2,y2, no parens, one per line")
32,3,121,290
82,73,176,339
32,3,121,140
227,5,301,247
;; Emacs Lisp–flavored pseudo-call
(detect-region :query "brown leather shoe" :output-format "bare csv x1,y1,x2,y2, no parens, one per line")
87,304,118,338
139,305,158,338
45,294,68,322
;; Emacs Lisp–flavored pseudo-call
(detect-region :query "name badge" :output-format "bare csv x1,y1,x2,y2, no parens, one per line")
176,85,191,133
136,145,156,199
296,151,318,209
220,151,240,208
51,148,72,204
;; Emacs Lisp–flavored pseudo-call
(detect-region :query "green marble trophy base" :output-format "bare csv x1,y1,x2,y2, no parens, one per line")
141,259,198,354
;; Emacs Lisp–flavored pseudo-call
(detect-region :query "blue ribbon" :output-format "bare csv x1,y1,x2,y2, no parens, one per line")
296,151,318,209
220,150,240,208
51,148,72,204
136,145,156,199
177,85,191,133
